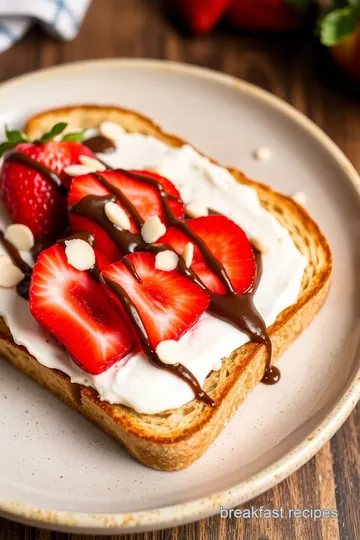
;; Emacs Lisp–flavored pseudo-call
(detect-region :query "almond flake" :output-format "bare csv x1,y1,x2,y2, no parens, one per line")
156,340,183,365
254,147,271,161
182,242,194,268
141,216,166,244
79,155,106,172
291,191,307,207
104,202,131,231
99,121,125,142
155,250,179,272
212,359,222,371
186,201,208,218
251,237,268,254
64,164,97,177
65,239,95,271
4,224,34,251
0,256,24,288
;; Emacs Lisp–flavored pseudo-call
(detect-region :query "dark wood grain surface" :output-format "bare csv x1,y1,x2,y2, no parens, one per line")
0,1,359,539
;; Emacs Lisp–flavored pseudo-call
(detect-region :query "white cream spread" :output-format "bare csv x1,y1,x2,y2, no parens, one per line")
0,132,306,414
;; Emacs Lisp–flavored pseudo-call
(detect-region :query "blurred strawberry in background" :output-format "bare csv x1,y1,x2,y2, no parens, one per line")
169,0,231,34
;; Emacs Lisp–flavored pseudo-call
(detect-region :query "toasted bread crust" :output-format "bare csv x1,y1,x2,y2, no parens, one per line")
0,105,332,470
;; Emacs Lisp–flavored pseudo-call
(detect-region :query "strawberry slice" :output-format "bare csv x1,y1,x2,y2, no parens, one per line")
159,215,256,295
68,170,184,262
101,252,210,348
29,244,136,375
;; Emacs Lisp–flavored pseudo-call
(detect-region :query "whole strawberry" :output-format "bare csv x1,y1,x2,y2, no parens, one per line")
0,123,96,239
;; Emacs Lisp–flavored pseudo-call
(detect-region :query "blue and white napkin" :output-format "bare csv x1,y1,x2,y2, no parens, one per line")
0,0,91,53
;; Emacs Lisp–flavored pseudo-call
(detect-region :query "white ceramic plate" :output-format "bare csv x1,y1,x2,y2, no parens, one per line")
0,60,359,535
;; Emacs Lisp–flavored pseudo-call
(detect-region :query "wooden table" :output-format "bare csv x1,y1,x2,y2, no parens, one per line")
0,1,359,538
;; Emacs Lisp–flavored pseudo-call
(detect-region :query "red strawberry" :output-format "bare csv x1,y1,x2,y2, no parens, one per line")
168,0,231,34
68,170,184,262
101,252,210,348
0,123,96,239
159,215,256,295
29,244,136,375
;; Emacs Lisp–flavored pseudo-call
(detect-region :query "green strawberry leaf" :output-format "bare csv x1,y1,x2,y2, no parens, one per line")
320,7,358,46
0,125,29,157
61,129,86,142
37,122,67,143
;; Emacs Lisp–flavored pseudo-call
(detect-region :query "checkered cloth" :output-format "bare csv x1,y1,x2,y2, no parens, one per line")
0,0,91,53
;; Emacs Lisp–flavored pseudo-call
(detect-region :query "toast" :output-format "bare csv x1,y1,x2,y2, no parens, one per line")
0,105,332,471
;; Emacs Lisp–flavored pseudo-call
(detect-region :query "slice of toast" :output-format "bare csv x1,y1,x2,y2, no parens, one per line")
0,105,332,471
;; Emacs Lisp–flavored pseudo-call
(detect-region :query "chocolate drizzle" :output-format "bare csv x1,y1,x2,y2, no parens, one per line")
69,168,275,396
4,152,68,195
1,145,277,401
102,274,215,407
84,135,116,154
0,229,32,299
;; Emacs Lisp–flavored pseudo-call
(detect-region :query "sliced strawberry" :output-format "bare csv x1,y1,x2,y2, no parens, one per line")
101,252,210,348
68,170,184,261
29,244,136,375
159,215,256,295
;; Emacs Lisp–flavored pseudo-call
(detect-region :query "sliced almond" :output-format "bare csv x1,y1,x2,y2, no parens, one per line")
99,121,125,142
155,250,179,272
254,147,271,161
186,200,208,218
64,164,97,177
4,224,34,251
65,239,95,271
156,340,183,365
292,191,307,207
182,242,194,268
141,216,166,244
79,155,106,172
250,237,268,254
104,202,131,231
212,359,222,371
0,256,24,288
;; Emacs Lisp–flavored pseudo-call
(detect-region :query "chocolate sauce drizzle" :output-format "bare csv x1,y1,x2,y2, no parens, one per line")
102,274,215,407
2,149,279,400
70,169,277,394
84,135,116,154
4,152,68,195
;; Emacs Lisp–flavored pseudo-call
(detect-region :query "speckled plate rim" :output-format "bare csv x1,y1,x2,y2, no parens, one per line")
0,58,359,534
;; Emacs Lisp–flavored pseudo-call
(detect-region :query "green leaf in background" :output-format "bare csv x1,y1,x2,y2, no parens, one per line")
37,122,67,143
61,129,86,142
320,7,358,45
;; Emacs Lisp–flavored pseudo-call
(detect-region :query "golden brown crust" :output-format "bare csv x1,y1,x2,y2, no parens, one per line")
0,104,332,470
